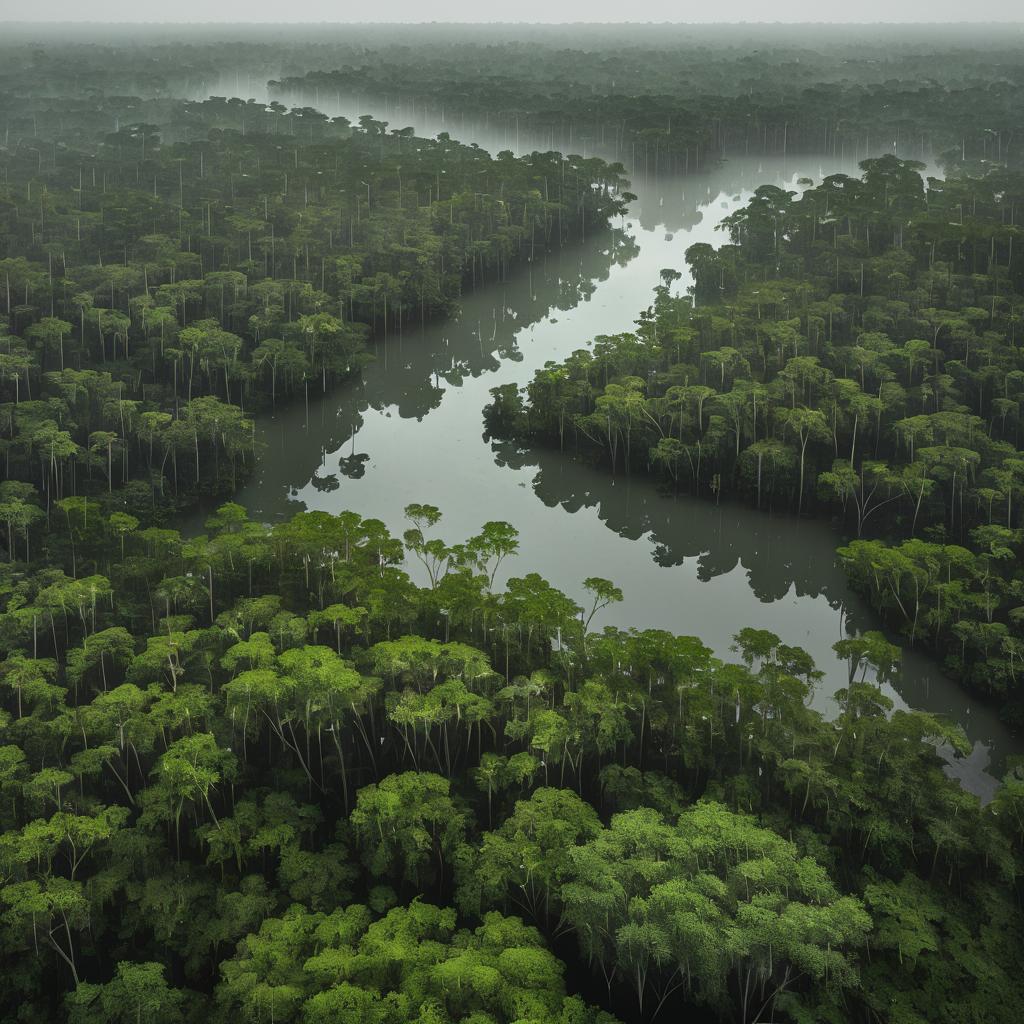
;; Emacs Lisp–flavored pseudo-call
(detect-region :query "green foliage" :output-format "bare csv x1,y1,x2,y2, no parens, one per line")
2,490,1017,1022
214,900,617,1024
1,28,1024,1024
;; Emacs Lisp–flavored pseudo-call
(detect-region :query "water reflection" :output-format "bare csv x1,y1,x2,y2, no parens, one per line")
229,153,1018,798
491,438,1011,795
493,438,852,604
239,226,635,494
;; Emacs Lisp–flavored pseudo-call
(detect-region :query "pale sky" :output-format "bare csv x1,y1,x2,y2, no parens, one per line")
2,2,1024,24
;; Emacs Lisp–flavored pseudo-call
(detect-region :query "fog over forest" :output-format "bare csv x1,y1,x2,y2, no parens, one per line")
2,20,1024,1024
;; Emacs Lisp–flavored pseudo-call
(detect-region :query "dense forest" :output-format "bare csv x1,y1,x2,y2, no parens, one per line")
2,24,1024,1024
0,88,625,517
269,59,1008,177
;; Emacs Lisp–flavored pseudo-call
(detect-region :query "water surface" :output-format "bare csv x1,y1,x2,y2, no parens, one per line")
229,146,1018,798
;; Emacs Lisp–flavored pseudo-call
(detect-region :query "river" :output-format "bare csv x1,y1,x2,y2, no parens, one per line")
221,111,1018,798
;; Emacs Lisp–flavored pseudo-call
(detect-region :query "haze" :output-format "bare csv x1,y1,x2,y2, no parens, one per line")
4,12,1024,1024
5,3,1024,23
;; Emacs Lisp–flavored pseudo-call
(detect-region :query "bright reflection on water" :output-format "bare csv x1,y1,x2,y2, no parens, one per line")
227,138,1018,798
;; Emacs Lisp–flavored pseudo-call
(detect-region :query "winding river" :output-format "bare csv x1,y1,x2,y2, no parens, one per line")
223,107,1019,798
